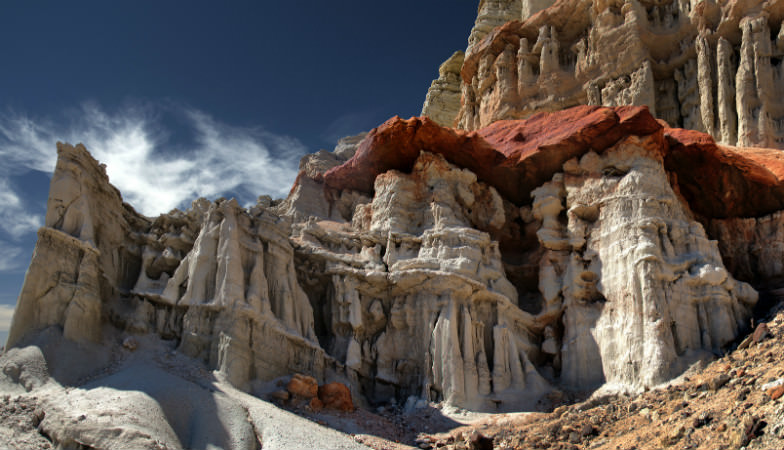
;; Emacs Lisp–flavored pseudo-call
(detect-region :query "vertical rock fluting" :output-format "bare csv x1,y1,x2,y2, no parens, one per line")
422,51,466,127
696,32,715,136
468,0,524,54
532,138,757,390
717,37,738,145
452,0,784,149
9,143,146,347
295,152,549,410
315,106,770,405
158,199,325,388
8,105,779,413
9,144,328,391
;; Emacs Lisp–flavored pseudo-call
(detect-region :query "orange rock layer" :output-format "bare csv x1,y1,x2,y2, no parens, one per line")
323,105,784,219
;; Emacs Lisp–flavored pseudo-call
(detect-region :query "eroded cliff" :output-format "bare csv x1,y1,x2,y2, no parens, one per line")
6,2,784,449
421,0,784,150
8,106,781,422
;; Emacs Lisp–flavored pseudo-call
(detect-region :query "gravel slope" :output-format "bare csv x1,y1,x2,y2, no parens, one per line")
0,333,370,450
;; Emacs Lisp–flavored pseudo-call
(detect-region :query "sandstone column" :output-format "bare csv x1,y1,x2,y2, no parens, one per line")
495,43,518,100
517,37,535,89
696,33,715,137
717,37,737,145
736,18,759,146
752,17,774,148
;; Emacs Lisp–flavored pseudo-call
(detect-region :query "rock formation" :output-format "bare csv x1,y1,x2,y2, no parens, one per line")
322,106,765,395
8,3,784,448
9,105,781,417
532,141,756,390
9,143,330,393
422,0,784,149
421,51,465,127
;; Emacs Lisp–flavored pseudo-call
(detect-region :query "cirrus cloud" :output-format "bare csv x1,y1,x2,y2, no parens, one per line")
0,102,306,217
0,241,24,272
0,303,14,347
0,179,42,239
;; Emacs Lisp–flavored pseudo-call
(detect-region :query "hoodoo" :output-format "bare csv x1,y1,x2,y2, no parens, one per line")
5,1,784,449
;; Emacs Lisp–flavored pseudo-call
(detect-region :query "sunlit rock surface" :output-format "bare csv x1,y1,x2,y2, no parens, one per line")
420,0,784,150
421,51,465,127
8,1,784,447
9,106,778,417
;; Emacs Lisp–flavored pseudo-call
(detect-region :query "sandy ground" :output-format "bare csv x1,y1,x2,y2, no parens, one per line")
0,333,370,450
0,328,499,450
3,303,784,450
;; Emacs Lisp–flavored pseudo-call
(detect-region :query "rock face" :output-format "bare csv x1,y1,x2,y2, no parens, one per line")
9,143,330,393
324,106,661,204
8,4,784,448
299,150,548,409
426,0,554,127
438,0,784,151
323,106,761,395
421,51,465,127
9,105,776,417
324,105,784,217
709,210,784,285
9,143,146,347
276,132,369,223
663,128,784,218
533,139,756,390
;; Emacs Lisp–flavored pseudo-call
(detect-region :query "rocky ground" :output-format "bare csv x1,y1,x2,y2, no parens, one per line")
0,395,51,449
2,304,783,450
0,334,369,450
279,300,784,450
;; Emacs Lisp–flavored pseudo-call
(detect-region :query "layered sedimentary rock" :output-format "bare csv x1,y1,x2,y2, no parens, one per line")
276,132,369,223
421,51,465,127
8,143,149,347
532,140,757,390
709,210,784,286
324,105,784,217
323,106,762,395
447,0,784,150
9,106,779,415
467,0,556,54
662,128,784,217
9,144,330,393
324,105,661,204
296,151,547,409
426,0,555,127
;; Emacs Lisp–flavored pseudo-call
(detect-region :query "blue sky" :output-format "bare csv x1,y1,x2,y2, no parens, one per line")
0,1,478,344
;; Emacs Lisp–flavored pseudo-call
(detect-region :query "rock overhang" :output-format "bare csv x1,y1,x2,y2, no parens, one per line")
325,104,784,219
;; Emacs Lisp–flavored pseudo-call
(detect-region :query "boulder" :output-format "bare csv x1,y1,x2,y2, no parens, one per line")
287,374,318,399
318,382,354,412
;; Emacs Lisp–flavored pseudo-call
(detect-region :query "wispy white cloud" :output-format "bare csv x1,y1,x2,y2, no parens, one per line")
0,180,42,239
0,304,13,328
0,102,305,217
0,242,23,272
185,110,304,204
0,113,58,173
0,304,14,347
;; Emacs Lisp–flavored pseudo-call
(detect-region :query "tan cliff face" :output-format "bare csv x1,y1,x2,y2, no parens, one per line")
421,0,784,150
421,51,466,127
